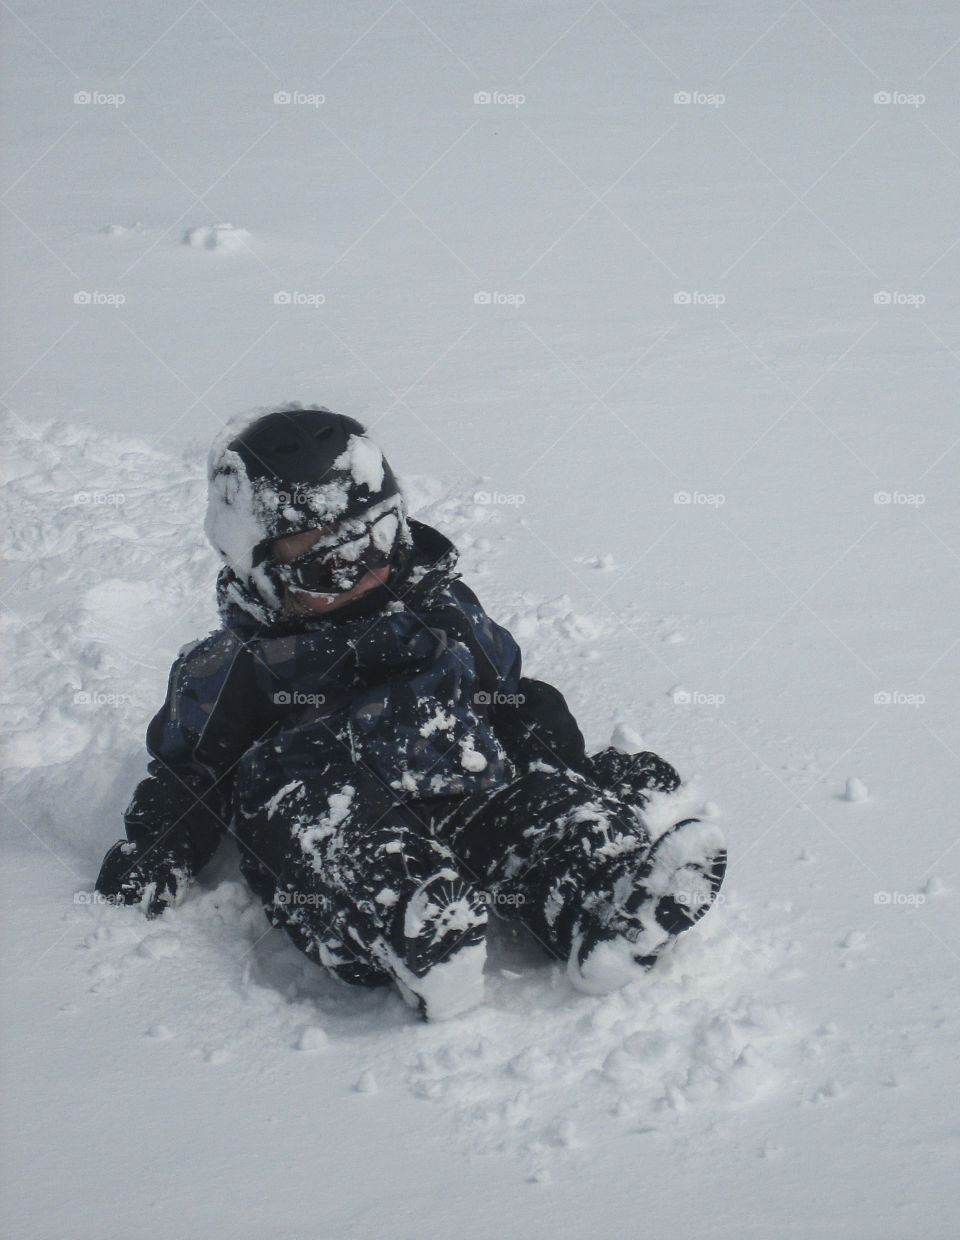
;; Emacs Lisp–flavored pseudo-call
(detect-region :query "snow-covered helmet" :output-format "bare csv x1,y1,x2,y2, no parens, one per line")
205,404,409,611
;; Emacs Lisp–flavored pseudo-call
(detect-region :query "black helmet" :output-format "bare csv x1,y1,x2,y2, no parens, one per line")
205,404,408,611
228,407,401,533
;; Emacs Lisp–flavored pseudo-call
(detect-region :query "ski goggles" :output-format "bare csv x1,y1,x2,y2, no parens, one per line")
271,512,399,597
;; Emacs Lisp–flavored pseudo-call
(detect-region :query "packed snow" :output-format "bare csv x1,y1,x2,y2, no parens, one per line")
3,2,959,1239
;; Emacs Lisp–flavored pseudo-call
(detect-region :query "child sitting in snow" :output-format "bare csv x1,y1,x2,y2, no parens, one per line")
96,406,726,1019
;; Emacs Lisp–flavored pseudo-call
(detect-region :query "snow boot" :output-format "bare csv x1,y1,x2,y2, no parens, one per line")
568,818,726,995
380,869,489,1020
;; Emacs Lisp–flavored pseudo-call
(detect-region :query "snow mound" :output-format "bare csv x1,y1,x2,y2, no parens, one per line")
843,777,869,803
610,722,644,752
181,222,250,252
402,910,801,1174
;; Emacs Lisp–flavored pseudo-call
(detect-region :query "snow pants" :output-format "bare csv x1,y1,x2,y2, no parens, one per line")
237,748,681,987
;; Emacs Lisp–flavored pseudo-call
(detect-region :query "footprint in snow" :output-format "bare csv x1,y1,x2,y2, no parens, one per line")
87,962,120,992
808,1078,844,1105
136,932,182,960
202,1046,234,1065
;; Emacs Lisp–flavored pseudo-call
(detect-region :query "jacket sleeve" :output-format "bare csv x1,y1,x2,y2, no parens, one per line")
442,579,522,696
445,582,588,775
119,629,255,876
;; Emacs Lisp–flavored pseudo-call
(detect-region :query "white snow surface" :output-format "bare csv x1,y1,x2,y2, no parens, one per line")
2,3,959,1238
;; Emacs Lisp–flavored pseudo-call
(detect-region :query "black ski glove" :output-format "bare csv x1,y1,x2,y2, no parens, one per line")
489,677,590,775
95,840,188,918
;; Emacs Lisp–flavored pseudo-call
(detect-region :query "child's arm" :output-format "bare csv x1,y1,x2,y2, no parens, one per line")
96,630,254,916
443,580,590,774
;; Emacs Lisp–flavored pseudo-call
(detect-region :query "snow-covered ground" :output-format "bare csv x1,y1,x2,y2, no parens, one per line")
2,3,959,1237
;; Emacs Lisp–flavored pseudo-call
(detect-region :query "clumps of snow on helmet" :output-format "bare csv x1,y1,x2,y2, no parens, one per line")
308,503,405,562
204,404,410,618
205,440,266,580
270,473,353,531
338,434,385,493
204,403,329,587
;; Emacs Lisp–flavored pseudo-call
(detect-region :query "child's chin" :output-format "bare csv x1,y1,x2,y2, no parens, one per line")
287,567,390,615
290,591,343,614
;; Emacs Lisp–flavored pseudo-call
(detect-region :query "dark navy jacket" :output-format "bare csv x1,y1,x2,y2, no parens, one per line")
123,520,588,882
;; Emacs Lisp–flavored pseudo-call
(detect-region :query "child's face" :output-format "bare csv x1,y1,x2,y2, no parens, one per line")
271,526,391,616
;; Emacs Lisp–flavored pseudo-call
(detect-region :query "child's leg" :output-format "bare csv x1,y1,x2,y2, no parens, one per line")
438,766,650,962
439,764,725,993
242,769,488,1019
567,815,726,992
